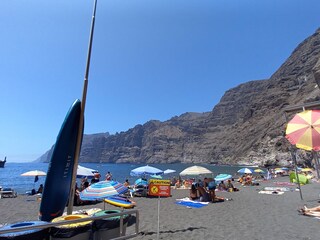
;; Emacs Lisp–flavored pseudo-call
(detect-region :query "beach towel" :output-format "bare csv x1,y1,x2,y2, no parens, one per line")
258,190,284,195
275,182,296,186
175,198,209,208
264,187,291,192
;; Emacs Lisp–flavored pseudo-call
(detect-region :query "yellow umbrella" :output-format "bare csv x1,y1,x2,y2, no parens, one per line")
254,169,265,173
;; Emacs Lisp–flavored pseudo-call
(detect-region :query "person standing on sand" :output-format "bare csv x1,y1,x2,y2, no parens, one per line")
267,168,271,180
105,171,112,181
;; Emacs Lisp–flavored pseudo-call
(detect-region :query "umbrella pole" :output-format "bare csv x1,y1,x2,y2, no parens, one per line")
290,149,303,200
157,196,160,240
312,151,320,179
67,0,98,215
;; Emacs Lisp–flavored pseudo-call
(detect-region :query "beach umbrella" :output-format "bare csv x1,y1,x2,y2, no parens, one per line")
285,110,320,151
214,174,232,183
150,174,162,179
254,169,265,173
79,180,128,201
130,165,163,177
164,169,176,175
237,168,253,174
135,178,148,186
77,165,99,178
21,170,46,188
180,166,212,176
284,110,320,200
21,170,46,177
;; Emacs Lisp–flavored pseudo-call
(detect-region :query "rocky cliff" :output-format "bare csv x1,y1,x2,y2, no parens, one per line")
38,28,320,166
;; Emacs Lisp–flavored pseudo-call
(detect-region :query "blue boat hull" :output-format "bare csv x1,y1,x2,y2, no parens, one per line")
39,100,82,222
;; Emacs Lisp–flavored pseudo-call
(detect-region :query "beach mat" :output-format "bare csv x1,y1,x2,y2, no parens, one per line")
264,187,291,192
175,198,209,208
258,190,284,195
275,182,296,186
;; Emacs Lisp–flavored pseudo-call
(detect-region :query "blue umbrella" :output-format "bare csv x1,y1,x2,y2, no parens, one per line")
214,174,232,183
150,174,162,179
130,165,163,176
134,178,148,186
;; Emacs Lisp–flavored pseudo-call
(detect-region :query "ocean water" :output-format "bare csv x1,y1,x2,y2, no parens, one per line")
0,162,251,194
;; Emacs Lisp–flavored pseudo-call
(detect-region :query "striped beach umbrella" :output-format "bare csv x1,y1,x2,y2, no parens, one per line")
79,180,128,201
286,110,320,151
237,168,253,174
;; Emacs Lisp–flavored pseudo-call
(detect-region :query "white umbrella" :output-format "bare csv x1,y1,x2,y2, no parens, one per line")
77,165,99,178
21,170,46,177
164,169,176,175
21,170,46,189
180,166,212,176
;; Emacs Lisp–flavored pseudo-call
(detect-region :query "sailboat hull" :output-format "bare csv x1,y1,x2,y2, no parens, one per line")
39,99,81,222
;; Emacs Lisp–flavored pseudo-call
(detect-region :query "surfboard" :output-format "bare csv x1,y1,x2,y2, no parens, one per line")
39,99,82,222
104,196,136,209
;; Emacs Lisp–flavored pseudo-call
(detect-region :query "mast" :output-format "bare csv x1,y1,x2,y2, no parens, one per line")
67,0,98,214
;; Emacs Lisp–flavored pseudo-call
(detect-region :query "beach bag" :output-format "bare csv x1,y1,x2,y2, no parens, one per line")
208,181,216,190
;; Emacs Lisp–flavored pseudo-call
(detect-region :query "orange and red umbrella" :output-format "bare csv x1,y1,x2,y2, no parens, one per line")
285,110,320,151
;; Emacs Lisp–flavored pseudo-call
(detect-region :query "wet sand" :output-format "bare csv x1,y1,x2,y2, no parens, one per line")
1,177,320,240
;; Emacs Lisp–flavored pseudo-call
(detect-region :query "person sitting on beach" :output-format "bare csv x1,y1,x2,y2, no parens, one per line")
203,177,214,190
226,179,239,192
74,183,83,206
218,181,227,191
82,180,89,190
197,185,210,202
80,177,89,191
37,184,43,194
190,183,199,200
175,180,181,189
91,173,100,184
124,179,130,187
171,177,177,186
244,174,253,186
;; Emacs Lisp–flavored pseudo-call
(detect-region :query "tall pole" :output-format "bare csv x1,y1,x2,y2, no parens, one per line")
289,148,303,200
67,0,98,214
284,112,303,200
312,151,320,179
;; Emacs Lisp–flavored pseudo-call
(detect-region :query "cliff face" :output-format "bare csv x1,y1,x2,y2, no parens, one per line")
38,28,320,166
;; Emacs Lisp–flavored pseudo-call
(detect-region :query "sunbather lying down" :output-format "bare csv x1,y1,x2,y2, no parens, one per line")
299,205,320,217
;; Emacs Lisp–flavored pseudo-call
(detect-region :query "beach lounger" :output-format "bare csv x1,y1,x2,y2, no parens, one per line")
0,188,17,198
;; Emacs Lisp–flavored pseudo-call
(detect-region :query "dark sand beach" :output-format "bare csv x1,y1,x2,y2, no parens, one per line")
1,177,320,240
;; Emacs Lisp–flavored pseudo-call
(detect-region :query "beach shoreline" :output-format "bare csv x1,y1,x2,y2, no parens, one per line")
1,176,320,240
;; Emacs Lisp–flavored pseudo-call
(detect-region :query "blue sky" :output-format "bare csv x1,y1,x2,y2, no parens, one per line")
1,0,320,162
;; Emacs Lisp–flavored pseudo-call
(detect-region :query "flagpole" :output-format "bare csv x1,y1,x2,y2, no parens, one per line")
67,0,98,214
